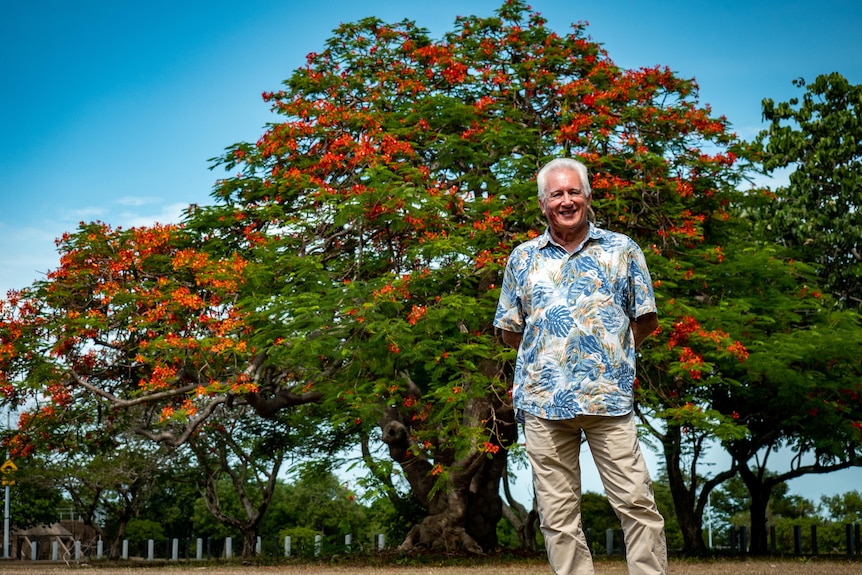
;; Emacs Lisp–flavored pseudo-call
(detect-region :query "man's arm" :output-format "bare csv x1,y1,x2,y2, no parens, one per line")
631,312,659,348
501,329,523,350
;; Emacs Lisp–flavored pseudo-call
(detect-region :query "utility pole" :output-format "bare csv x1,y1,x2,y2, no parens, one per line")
3,410,9,559
706,492,713,549
0,410,17,559
2,481,8,559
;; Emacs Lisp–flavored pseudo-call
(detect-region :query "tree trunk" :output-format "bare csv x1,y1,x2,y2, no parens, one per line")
108,518,130,560
191,428,281,559
502,474,539,550
241,529,259,558
661,425,707,554
379,394,518,554
738,465,773,554
656,420,736,555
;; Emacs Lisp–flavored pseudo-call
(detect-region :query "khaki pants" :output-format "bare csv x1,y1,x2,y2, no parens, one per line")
524,413,668,575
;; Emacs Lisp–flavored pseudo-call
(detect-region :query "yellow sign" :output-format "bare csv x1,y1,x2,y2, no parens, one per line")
1,460,17,486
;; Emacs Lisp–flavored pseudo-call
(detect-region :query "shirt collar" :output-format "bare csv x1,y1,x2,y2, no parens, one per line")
537,222,601,252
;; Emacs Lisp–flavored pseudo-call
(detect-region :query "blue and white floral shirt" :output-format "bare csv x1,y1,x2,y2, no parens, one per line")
494,224,656,421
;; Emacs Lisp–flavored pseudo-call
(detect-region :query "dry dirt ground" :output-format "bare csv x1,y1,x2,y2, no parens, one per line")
0,558,860,575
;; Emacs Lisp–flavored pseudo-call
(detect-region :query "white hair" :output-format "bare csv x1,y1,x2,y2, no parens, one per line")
536,158,592,204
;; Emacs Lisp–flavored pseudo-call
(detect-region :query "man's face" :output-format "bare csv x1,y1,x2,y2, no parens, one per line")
540,168,591,238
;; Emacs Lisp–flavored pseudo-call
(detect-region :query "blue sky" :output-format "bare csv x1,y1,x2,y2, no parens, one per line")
2,0,861,504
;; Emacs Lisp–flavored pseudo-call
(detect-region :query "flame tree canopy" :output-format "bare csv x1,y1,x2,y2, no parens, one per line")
6,0,858,554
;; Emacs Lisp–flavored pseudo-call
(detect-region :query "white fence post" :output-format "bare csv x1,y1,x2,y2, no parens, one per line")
75,540,82,561
284,535,291,557
345,533,352,551
377,533,385,550
52,540,59,561
172,538,179,560
147,539,154,561
224,536,232,559
196,537,203,560
122,539,129,560
30,541,37,561
314,534,321,556
256,536,261,556
97,538,103,559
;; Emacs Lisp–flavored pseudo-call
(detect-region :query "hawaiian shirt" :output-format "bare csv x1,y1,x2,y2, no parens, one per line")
494,224,656,422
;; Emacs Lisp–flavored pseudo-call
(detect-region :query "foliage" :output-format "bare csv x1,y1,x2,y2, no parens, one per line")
124,518,165,544
5,457,64,529
362,489,426,549
751,72,862,308
0,220,273,451
637,206,862,552
708,477,862,554
135,462,201,539
733,75,862,552
580,491,620,554
820,490,862,524
192,488,239,541
705,203,862,552
59,438,175,557
711,476,815,525
269,468,368,539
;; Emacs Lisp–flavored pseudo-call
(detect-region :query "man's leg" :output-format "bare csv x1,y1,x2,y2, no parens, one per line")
582,413,668,575
524,414,594,575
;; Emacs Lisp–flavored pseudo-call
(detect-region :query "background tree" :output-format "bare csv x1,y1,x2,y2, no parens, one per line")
651,471,684,551
820,490,862,524
123,518,165,555
190,406,287,557
710,474,752,529
770,489,817,521
0,220,327,557
738,73,862,550
703,93,862,552
135,460,200,544
271,468,369,549
713,476,817,525
751,72,862,308
580,491,619,554
5,456,64,529
636,184,862,554
56,440,172,558
710,477,862,554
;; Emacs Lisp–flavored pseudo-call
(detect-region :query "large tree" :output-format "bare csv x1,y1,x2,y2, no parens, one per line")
187,0,749,553
0,221,311,557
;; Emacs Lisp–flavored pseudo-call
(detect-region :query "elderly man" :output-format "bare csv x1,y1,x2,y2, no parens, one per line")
494,158,668,575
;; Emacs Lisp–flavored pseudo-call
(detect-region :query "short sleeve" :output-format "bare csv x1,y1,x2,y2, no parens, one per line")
628,243,657,319
494,250,525,333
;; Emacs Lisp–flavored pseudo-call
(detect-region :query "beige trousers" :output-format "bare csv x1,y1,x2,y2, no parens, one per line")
524,413,668,575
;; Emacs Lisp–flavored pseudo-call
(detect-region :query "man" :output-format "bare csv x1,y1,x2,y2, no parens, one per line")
494,158,668,575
